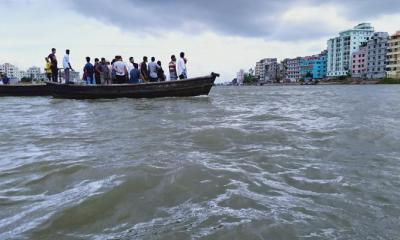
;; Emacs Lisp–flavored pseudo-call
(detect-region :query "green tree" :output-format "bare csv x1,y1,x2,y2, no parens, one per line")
243,73,256,84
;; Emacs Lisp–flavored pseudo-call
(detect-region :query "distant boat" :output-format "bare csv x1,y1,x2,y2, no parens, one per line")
0,84,50,97
46,73,219,99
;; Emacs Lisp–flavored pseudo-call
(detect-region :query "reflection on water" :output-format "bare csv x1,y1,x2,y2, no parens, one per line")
0,85,400,239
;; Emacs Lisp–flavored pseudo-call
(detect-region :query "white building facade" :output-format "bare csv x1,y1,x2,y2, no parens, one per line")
327,23,374,77
236,69,245,85
0,63,20,81
27,67,41,80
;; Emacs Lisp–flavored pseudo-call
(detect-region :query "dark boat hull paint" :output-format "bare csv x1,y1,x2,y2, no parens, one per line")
0,84,50,97
46,73,219,99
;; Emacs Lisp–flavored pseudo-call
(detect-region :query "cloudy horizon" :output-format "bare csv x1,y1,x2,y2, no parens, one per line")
1,0,399,81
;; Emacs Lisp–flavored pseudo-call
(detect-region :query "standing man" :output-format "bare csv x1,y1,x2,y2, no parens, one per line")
100,58,111,85
113,56,128,84
63,49,74,84
140,56,149,82
148,57,159,82
94,58,102,84
83,57,95,85
169,55,178,81
48,48,58,82
177,52,187,80
128,57,135,73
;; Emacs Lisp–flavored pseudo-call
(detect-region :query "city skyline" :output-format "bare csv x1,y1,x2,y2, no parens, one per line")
1,0,400,81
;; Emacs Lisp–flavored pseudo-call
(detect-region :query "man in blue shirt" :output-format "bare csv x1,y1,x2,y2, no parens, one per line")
1,73,10,84
83,57,95,85
129,63,140,84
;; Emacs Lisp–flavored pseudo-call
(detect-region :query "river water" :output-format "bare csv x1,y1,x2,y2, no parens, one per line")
0,85,399,240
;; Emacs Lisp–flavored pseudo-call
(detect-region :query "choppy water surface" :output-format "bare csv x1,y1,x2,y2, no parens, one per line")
1,85,400,240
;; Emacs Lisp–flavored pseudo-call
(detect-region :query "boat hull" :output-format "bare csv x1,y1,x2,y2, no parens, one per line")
46,74,219,99
0,84,50,97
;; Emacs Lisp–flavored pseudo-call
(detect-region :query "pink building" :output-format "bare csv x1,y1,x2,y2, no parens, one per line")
351,46,368,78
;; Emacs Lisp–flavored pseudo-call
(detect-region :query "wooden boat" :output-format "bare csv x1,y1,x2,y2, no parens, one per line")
0,84,51,97
46,73,219,99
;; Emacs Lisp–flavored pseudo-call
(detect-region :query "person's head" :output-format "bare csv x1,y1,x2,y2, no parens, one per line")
66,49,70,55
101,58,106,63
52,48,56,54
157,61,161,66
180,52,185,58
116,56,122,61
129,57,134,63
95,58,99,63
111,59,116,65
86,57,91,63
171,55,176,62
151,57,155,62
106,61,110,65
134,63,139,69
143,56,148,62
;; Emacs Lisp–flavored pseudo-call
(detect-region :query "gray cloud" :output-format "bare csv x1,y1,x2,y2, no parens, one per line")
66,0,400,40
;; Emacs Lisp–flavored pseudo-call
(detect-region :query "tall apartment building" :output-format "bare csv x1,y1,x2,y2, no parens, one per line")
351,45,368,78
327,23,374,77
255,58,277,82
236,69,245,85
387,31,400,79
366,32,389,79
286,57,301,82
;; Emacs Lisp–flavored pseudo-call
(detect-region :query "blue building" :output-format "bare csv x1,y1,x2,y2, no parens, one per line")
300,51,327,80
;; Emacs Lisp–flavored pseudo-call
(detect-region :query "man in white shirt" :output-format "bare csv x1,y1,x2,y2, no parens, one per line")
176,52,187,80
112,56,128,84
128,57,135,73
63,49,74,84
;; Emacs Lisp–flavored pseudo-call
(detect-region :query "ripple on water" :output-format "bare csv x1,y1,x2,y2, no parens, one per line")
0,86,400,239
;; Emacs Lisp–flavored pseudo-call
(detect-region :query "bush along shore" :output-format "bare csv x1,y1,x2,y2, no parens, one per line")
377,78,400,84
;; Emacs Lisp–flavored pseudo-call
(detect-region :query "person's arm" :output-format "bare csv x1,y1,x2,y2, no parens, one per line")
68,62,73,71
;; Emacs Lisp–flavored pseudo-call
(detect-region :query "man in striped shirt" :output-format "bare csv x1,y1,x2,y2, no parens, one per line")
169,55,178,80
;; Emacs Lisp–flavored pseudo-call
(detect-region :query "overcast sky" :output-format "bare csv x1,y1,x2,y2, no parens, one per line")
1,0,399,81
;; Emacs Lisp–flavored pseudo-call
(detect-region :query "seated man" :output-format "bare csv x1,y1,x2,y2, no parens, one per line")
1,74,10,84
129,63,141,84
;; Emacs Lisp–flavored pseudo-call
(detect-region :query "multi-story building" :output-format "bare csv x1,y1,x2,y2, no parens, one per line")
264,59,279,83
300,51,328,80
327,23,374,77
60,70,80,83
286,57,301,82
280,59,289,82
19,71,30,79
236,69,245,85
255,59,265,80
351,44,368,78
0,63,20,81
366,32,389,79
255,58,277,81
386,31,400,79
27,66,42,80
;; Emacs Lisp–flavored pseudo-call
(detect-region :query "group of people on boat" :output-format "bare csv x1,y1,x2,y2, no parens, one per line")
45,48,188,85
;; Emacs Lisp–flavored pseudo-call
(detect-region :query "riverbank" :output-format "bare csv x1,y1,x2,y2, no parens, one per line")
224,78,400,86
